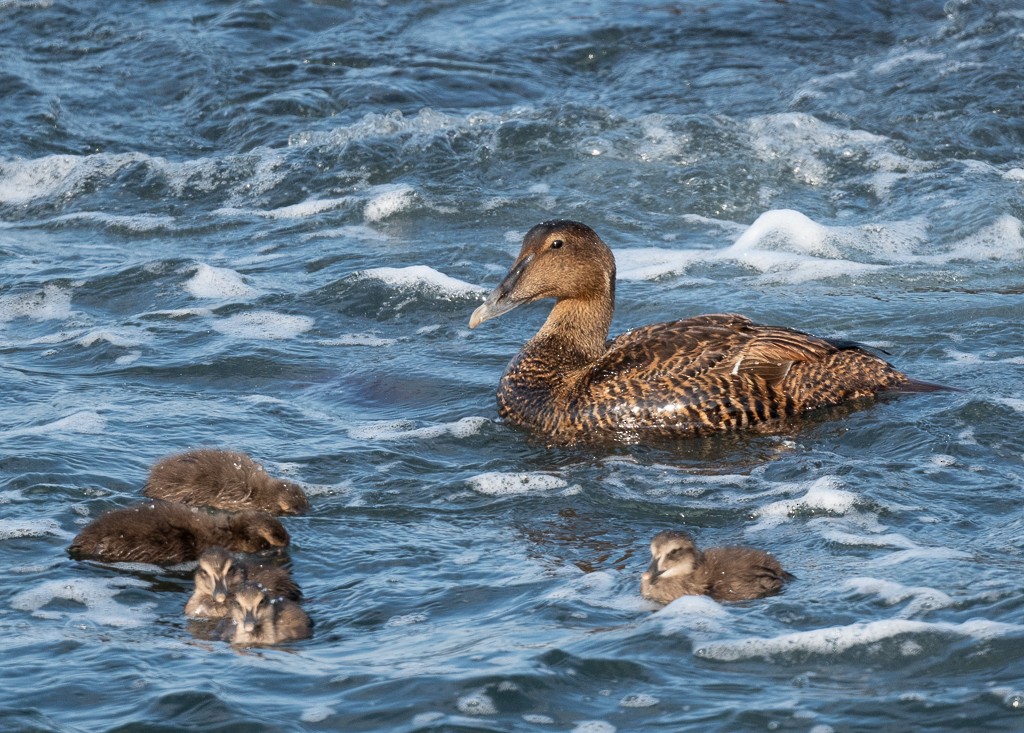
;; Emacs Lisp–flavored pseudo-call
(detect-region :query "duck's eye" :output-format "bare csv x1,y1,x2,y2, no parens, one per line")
550,239,564,249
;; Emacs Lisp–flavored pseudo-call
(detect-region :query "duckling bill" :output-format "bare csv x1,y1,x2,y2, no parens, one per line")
641,530,794,604
470,220,946,445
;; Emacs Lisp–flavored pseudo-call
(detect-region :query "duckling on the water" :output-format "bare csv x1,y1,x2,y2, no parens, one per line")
640,530,794,604
185,546,302,618
221,582,312,645
68,501,290,564
143,449,309,515
468,220,944,445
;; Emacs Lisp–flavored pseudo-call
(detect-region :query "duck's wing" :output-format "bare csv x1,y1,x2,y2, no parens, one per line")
592,313,842,386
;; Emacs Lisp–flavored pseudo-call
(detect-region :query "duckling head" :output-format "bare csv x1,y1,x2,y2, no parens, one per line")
275,480,310,515
228,510,290,552
643,530,701,586
231,582,272,636
469,220,616,329
195,546,234,604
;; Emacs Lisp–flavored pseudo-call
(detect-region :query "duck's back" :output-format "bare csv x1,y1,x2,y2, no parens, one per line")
703,546,794,602
500,313,919,443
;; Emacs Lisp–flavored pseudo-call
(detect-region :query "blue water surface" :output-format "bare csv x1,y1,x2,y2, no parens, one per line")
1,1,1023,731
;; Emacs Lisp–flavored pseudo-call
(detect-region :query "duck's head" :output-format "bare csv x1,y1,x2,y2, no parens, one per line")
275,480,310,515
469,220,616,329
642,530,701,585
230,510,291,551
195,546,234,603
230,583,271,635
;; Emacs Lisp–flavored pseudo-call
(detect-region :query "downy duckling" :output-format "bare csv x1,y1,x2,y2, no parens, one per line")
469,220,946,445
186,545,302,618
222,582,312,646
68,501,290,564
143,448,309,515
641,530,794,604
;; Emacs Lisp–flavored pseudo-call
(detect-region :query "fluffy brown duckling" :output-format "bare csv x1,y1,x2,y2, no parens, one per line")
68,501,290,564
469,220,944,445
640,530,794,604
221,582,312,646
185,546,302,618
143,449,309,515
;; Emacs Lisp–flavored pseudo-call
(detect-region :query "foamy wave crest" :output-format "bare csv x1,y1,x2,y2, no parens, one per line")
695,618,1022,662
749,476,859,531
353,265,486,299
53,211,177,232
211,311,314,340
747,112,930,195
214,196,354,220
467,471,577,496
843,577,953,618
5,411,107,438
11,576,155,628
319,333,398,347
0,518,72,541
0,284,72,325
617,210,928,284
364,183,417,222
348,416,488,441
185,263,258,299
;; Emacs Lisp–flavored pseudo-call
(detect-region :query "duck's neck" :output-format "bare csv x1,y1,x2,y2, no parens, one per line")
526,294,613,366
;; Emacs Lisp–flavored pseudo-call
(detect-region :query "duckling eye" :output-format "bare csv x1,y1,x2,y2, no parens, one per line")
550,239,564,249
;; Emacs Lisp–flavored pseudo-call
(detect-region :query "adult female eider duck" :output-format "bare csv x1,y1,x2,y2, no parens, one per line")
468,220,943,445
641,530,794,604
68,501,290,564
143,449,309,515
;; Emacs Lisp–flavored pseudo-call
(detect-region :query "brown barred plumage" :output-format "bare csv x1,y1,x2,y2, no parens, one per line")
469,220,945,447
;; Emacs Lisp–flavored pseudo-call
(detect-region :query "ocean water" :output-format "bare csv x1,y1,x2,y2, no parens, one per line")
1,0,1023,730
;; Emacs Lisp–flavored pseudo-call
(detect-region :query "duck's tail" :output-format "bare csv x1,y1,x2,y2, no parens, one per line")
892,377,960,393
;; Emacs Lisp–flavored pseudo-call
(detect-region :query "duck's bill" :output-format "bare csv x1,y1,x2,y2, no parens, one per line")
469,290,522,328
468,255,533,329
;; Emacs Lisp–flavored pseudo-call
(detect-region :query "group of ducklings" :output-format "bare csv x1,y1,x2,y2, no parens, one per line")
68,449,312,646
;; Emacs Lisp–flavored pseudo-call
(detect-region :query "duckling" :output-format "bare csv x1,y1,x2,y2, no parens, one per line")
68,501,290,564
142,449,309,515
469,220,945,445
185,546,302,618
640,530,794,604
221,582,312,645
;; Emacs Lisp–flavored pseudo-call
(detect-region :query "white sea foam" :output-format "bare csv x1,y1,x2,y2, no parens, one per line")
749,476,858,531
348,416,488,442
0,284,73,325
185,263,257,299
11,576,154,628
319,333,398,347
455,692,497,716
76,328,147,349
4,411,107,438
0,518,73,541
299,706,334,723
615,210,931,284
353,265,486,299
649,594,732,636
467,471,569,496
211,311,314,340
364,183,416,222
571,721,616,733
843,577,953,617
619,693,660,708
53,211,176,232
695,618,1022,662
